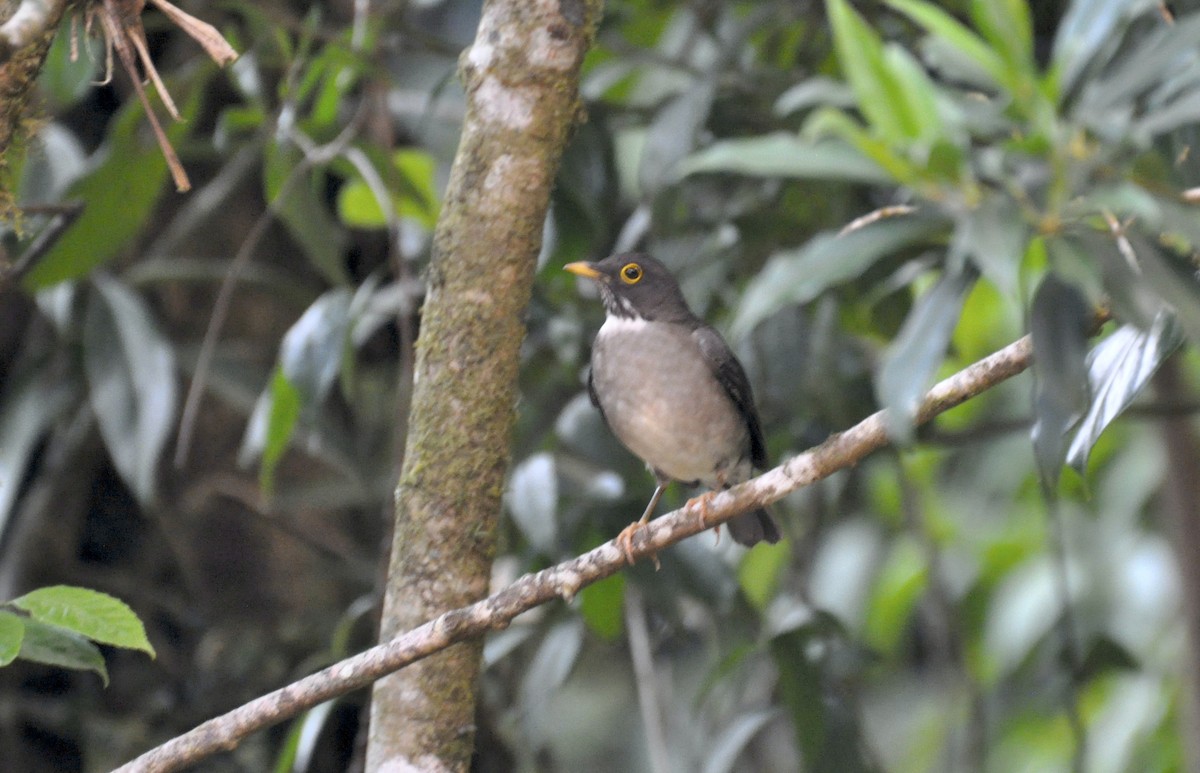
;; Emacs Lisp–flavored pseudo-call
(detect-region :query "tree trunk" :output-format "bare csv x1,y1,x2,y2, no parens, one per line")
1,0,67,210
366,1,601,770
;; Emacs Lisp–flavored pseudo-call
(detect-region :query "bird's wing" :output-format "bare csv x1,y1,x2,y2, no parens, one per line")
587,367,610,427
692,325,767,468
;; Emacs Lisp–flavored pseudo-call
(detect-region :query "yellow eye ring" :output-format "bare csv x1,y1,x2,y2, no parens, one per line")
620,263,643,284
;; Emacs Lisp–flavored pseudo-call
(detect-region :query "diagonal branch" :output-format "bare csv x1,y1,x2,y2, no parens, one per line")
113,330,1039,773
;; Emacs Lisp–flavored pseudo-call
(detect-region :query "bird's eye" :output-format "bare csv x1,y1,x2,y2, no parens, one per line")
620,263,643,284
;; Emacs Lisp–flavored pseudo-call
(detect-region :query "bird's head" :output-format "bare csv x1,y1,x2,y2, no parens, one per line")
565,253,693,322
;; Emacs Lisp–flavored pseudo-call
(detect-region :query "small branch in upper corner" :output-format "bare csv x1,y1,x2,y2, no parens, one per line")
839,205,917,236
85,0,240,192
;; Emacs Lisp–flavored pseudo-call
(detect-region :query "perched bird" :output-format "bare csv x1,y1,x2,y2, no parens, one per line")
566,253,781,561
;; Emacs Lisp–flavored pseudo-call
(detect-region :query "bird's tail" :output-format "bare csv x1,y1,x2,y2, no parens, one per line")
727,508,781,546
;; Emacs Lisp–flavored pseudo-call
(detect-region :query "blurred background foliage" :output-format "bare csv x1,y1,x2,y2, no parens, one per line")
3,0,1200,770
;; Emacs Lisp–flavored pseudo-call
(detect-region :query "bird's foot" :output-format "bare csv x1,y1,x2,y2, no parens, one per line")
687,491,723,545
617,521,660,570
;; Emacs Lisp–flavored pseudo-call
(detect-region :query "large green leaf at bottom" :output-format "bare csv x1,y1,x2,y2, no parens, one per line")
11,585,154,655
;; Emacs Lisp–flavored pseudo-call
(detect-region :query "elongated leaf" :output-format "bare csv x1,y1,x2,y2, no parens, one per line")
774,77,856,115
17,618,108,685
241,288,353,473
732,215,947,338
83,275,178,503
1053,0,1157,95
257,368,302,494
0,610,24,666
1132,234,1200,345
264,142,350,286
519,619,584,744
640,79,716,195
826,0,920,142
1084,13,1200,112
885,0,1007,87
681,134,888,184
959,196,1029,297
969,0,1033,76
336,148,441,229
1029,274,1092,489
506,452,558,553
882,43,946,141
877,266,977,440
0,366,76,539
23,71,205,289
702,710,779,773
802,108,924,185
1067,313,1182,472
11,586,154,655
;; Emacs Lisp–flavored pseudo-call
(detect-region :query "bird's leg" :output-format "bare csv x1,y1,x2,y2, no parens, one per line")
618,482,666,567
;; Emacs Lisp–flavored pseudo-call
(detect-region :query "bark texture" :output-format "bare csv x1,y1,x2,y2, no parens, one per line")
0,0,66,209
366,1,600,770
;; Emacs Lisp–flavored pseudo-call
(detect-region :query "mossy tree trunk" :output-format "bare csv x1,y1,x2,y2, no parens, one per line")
365,1,601,770
0,0,66,211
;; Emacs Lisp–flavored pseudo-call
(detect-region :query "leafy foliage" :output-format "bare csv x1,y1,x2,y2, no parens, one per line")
0,586,154,686
2,0,1200,771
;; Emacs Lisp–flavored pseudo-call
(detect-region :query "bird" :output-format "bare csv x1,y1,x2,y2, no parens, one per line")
565,253,781,562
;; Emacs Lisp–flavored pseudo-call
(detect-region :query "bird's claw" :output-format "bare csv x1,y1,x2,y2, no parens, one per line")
617,521,660,570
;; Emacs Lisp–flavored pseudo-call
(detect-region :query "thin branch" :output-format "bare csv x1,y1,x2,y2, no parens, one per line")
113,329,1041,773
0,0,66,63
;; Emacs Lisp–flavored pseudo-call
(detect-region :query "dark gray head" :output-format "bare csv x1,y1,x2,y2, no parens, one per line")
564,253,696,323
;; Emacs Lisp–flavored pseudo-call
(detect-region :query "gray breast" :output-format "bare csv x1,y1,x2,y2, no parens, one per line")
591,316,751,487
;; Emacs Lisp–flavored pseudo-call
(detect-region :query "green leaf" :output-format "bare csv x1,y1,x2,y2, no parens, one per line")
877,266,976,441
1029,273,1092,490
264,142,350,286
1067,313,1182,473
640,80,716,195
0,610,24,666
578,572,625,641
958,196,1030,297
681,134,889,184
969,0,1034,77
774,77,856,115
241,288,354,488
336,148,440,229
259,368,302,495
83,275,178,504
702,710,778,773
1084,13,1200,113
864,537,927,654
826,0,921,141
16,617,108,685
1052,0,1147,95
737,538,790,611
37,27,102,109
732,215,947,339
885,0,1007,88
882,43,946,141
802,108,925,185
22,69,206,289
11,586,155,655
